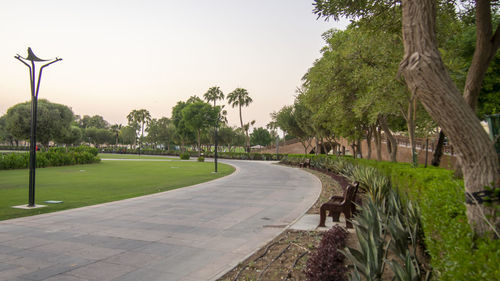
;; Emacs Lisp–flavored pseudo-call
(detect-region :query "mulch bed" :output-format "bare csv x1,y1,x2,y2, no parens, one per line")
218,168,354,281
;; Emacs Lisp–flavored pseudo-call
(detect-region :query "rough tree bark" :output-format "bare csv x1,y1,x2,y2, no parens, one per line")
366,126,373,159
400,94,418,165
356,138,363,159
431,130,445,167
373,123,383,161
400,0,499,236
379,116,398,162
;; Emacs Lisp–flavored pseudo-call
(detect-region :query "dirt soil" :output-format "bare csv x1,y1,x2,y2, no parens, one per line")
218,168,358,281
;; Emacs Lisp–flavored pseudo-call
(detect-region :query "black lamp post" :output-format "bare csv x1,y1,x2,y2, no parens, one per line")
15,48,62,207
214,104,219,173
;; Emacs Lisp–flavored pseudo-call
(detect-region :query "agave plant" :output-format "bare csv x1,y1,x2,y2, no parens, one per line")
387,252,422,281
341,200,389,281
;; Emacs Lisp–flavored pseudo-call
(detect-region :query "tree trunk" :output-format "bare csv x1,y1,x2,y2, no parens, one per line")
197,130,201,157
407,96,418,166
315,137,320,155
366,126,373,159
463,0,500,111
373,124,382,161
400,0,499,236
357,138,363,159
379,116,398,162
321,137,328,155
351,142,356,159
431,130,445,167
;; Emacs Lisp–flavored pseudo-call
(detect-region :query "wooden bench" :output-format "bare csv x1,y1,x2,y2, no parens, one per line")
318,181,359,229
299,158,310,168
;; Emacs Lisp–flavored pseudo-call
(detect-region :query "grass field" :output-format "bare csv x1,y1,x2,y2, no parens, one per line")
0,158,234,221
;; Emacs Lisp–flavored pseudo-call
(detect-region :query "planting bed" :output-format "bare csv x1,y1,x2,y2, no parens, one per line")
218,168,358,281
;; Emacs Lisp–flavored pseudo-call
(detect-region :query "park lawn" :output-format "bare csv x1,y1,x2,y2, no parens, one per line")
98,153,178,160
0,159,234,221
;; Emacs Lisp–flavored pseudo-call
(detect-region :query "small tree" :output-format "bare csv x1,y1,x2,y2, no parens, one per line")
250,127,273,147
181,101,219,156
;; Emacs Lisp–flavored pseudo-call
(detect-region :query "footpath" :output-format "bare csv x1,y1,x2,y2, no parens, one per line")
0,160,320,281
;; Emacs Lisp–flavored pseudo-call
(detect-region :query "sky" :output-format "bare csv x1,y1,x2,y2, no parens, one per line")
0,0,348,130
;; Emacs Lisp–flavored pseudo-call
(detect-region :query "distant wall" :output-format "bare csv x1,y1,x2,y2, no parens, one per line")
258,136,457,169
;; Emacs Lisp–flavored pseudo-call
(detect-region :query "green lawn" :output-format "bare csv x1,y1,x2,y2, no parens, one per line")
0,159,234,221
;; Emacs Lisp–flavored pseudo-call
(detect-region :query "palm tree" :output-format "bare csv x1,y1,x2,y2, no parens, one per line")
203,86,225,107
127,109,151,154
204,86,225,172
110,124,122,146
227,88,253,152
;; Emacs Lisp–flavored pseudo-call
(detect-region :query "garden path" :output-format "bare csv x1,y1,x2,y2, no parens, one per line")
0,160,320,281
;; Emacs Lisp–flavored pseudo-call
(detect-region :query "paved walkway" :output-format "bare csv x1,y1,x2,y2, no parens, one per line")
0,160,321,281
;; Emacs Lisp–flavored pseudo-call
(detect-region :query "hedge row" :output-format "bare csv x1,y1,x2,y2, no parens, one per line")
281,154,499,281
0,145,29,151
98,147,287,161
0,146,100,170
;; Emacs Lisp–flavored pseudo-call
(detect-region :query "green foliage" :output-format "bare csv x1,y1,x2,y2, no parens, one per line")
0,153,29,170
281,154,499,280
4,99,74,147
0,146,100,170
146,117,175,149
250,127,272,146
77,115,109,129
179,151,191,160
181,101,219,155
342,199,387,281
197,156,204,162
84,127,114,147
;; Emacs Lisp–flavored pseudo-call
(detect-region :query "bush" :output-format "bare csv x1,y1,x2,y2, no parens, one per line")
0,146,100,170
305,225,348,281
197,156,204,162
180,152,191,160
282,153,500,281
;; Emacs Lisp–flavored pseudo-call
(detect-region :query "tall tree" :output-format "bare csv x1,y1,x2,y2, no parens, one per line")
110,124,122,146
204,86,225,168
119,126,137,146
78,115,109,129
203,86,225,107
171,101,196,151
146,117,175,150
181,101,219,156
5,99,74,147
314,0,500,236
127,109,151,153
250,127,273,147
227,88,253,152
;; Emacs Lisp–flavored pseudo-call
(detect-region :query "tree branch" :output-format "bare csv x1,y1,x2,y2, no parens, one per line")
491,21,500,59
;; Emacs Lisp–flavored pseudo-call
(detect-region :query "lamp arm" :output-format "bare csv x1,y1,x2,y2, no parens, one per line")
35,58,62,98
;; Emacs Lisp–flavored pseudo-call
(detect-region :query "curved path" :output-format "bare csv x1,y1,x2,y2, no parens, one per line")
0,160,321,281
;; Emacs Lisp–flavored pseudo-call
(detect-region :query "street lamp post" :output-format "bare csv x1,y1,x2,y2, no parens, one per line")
15,48,62,207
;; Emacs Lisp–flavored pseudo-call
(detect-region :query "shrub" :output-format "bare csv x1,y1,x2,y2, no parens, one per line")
282,153,499,281
0,146,100,170
0,153,29,170
180,152,190,160
197,156,204,162
305,225,348,281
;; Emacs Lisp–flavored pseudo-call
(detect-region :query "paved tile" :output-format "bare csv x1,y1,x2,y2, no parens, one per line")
0,160,321,280
66,261,135,281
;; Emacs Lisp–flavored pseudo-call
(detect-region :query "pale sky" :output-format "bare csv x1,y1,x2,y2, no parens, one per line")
0,0,348,129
